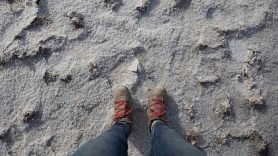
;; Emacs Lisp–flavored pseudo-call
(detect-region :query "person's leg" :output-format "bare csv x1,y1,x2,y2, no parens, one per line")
74,86,133,156
74,122,130,156
147,86,203,156
149,120,203,156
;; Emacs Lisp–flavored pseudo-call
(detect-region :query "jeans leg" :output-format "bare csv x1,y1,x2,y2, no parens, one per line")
150,120,203,156
74,123,130,156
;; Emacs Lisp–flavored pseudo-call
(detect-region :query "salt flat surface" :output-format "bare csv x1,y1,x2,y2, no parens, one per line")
0,0,277,155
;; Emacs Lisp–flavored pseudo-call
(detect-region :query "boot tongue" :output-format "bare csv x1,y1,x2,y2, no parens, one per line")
115,96,127,102
152,94,164,100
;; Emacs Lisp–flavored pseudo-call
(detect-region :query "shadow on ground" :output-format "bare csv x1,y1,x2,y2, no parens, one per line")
167,96,186,138
129,98,151,156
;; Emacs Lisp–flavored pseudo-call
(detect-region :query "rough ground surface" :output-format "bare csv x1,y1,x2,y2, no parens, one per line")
0,0,277,155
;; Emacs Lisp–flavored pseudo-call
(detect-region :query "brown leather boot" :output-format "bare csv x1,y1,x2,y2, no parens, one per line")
148,86,168,132
113,86,132,124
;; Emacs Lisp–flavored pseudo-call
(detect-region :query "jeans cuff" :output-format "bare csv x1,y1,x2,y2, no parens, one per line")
151,120,167,134
117,122,132,136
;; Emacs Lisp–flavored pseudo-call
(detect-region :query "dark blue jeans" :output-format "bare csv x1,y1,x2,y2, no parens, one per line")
74,121,203,156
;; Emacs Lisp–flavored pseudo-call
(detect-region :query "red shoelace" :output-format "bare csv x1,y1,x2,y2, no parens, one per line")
113,100,131,121
150,99,166,117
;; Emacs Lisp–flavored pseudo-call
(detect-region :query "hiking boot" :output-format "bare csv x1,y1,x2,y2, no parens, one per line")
148,86,168,131
113,86,132,124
